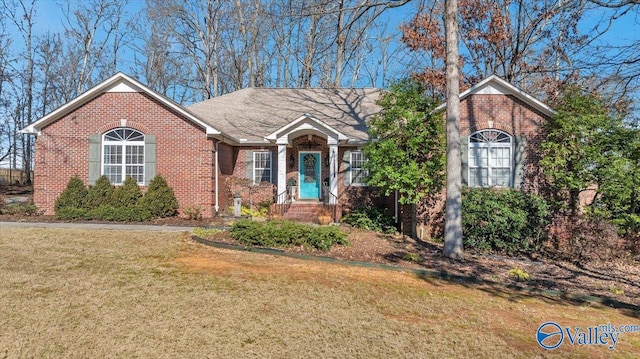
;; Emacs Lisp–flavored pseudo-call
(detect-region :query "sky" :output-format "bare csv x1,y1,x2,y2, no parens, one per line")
15,1,640,73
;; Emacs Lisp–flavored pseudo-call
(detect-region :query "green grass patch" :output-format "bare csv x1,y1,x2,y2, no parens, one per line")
191,227,224,238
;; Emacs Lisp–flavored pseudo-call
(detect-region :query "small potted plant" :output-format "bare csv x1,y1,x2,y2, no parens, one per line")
287,178,297,200
317,208,332,225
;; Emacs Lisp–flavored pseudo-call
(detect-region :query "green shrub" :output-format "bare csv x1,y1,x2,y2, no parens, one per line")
86,175,115,208
110,176,143,208
0,203,40,216
231,219,348,251
140,176,179,218
55,177,89,218
55,207,90,220
341,207,396,234
55,175,180,222
87,205,153,222
183,206,203,220
462,188,550,254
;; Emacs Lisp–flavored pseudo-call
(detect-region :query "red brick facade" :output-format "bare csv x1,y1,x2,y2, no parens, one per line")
29,76,550,233
33,92,216,217
411,93,550,240
459,93,548,193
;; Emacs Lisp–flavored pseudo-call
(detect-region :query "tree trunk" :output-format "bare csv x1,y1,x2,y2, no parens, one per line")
443,0,464,259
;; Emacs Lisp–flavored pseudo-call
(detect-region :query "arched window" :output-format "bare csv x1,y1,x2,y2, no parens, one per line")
468,129,512,187
102,128,145,184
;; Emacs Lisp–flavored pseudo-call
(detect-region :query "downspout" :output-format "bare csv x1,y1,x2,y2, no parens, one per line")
215,139,221,214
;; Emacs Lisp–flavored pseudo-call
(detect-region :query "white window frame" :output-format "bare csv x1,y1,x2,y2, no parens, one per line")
468,129,512,188
350,150,367,186
253,151,272,184
102,128,145,185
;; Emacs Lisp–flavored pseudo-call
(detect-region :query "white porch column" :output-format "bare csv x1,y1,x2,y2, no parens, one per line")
277,143,287,203
329,142,338,205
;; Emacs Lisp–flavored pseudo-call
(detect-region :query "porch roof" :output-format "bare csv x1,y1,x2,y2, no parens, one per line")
187,87,381,144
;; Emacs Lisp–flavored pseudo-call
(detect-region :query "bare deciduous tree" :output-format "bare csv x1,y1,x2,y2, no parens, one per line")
2,0,37,183
61,0,130,96
0,18,13,164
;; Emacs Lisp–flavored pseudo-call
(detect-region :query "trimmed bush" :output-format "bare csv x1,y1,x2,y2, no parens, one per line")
110,176,143,208
462,188,550,254
55,207,90,220
341,207,396,234
140,175,179,218
54,175,179,222
86,175,115,208
87,205,153,222
54,176,89,215
231,219,348,251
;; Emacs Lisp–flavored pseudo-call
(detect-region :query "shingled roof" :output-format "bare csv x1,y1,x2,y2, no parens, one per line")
187,87,381,144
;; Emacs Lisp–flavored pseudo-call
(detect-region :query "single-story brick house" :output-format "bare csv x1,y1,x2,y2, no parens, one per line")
21,73,553,233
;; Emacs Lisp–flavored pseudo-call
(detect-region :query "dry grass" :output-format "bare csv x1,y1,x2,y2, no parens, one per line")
0,227,638,358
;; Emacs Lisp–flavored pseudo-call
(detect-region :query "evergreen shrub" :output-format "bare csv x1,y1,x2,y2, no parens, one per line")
140,175,178,218
231,219,348,251
54,176,89,216
86,175,115,208
54,175,179,222
462,188,550,254
341,207,396,234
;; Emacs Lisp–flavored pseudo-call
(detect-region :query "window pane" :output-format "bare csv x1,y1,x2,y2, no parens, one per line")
126,165,144,183
261,169,271,182
104,145,122,164
492,168,510,187
490,147,510,168
351,152,366,184
469,168,488,187
104,165,122,184
254,169,271,183
351,152,364,168
126,145,144,164
253,152,271,183
469,147,488,167
352,168,364,184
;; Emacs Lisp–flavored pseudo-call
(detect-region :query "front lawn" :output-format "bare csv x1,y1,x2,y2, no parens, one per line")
0,227,638,358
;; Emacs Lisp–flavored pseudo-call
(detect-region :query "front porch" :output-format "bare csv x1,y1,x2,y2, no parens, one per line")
270,133,342,223
266,114,350,223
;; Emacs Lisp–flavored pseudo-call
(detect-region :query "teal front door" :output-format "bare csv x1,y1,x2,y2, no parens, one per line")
299,152,321,199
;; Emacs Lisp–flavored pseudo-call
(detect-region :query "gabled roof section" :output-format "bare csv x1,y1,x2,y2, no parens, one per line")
266,113,350,144
20,72,222,135
187,87,380,144
434,75,555,117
